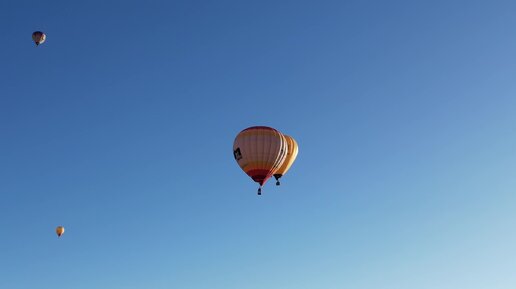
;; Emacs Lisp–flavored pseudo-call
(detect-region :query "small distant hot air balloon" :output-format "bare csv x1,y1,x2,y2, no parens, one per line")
32,31,46,46
233,126,288,195
56,226,65,238
273,135,298,185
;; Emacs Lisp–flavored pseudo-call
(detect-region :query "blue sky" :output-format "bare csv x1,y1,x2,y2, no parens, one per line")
1,0,516,288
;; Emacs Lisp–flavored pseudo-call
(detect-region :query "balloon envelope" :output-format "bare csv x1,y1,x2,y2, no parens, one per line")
274,135,299,185
56,226,64,237
233,126,288,192
32,31,46,45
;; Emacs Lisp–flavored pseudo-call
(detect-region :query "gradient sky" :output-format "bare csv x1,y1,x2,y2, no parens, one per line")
1,0,516,288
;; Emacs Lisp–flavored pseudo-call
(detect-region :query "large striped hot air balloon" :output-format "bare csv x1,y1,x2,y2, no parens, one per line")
32,31,46,46
233,126,288,195
273,135,298,185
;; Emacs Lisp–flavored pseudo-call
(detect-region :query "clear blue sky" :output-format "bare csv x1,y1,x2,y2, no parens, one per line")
1,0,515,288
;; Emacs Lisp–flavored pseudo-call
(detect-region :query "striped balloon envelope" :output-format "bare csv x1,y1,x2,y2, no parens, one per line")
273,135,299,185
233,126,288,195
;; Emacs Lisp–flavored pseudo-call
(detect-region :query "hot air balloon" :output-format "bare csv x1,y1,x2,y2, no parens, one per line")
32,31,46,46
56,226,65,238
273,135,298,185
233,126,288,195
